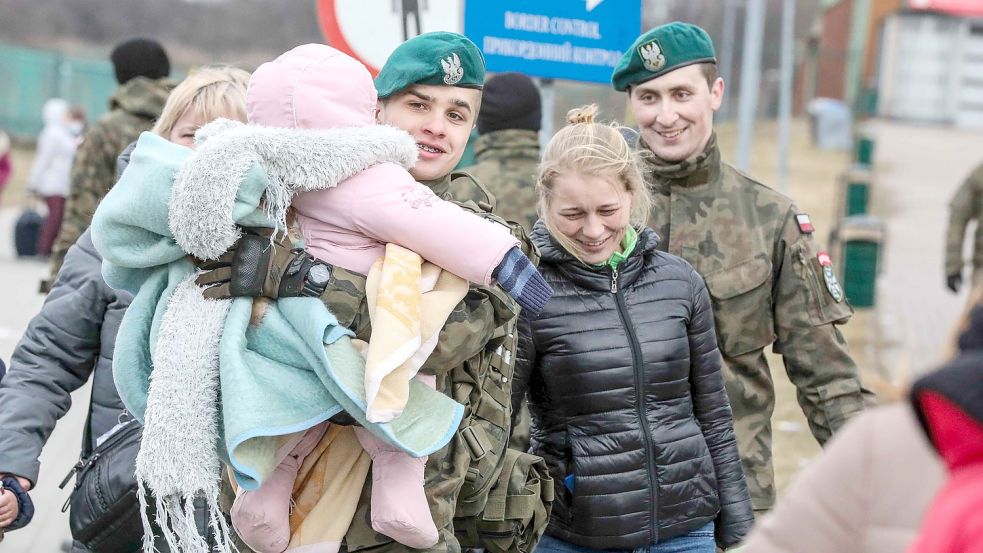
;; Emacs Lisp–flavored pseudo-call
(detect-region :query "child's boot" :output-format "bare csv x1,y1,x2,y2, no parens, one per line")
354,427,438,549
231,424,327,553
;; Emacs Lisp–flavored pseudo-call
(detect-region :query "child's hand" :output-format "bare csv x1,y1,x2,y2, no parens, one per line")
0,485,19,528
492,247,553,315
0,476,33,531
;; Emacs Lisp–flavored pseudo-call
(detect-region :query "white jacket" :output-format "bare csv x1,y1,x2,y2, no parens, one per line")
28,99,77,197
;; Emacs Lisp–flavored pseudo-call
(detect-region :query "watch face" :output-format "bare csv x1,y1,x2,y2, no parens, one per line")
308,263,331,286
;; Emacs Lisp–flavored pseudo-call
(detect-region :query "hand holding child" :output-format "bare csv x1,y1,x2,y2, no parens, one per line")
0,475,34,531
0,482,18,528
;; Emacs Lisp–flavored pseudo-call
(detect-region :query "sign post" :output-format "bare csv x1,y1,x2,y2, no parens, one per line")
464,0,642,84
317,0,463,76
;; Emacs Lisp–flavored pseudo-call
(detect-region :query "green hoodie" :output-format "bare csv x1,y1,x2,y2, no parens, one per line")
595,225,638,270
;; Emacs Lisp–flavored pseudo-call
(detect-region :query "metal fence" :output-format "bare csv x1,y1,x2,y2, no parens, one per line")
0,43,118,139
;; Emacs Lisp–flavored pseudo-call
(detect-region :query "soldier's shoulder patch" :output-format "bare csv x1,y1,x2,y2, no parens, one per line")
817,251,843,302
796,213,814,234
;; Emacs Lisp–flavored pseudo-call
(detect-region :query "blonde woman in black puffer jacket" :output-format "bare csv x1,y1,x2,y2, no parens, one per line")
511,105,753,553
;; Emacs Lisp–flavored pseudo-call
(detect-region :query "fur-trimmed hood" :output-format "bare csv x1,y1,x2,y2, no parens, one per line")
169,118,418,260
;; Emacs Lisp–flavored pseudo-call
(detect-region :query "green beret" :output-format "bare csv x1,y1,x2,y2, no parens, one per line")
611,22,716,92
375,31,485,99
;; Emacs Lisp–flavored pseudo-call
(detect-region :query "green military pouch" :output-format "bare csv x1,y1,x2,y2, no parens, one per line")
453,448,554,553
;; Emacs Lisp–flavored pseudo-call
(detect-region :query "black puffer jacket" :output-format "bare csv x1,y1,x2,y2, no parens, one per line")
512,223,753,550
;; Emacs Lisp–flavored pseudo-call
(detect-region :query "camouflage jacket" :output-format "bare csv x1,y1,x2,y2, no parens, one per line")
319,173,528,553
48,77,173,280
945,161,983,278
455,129,541,233
639,136,873,511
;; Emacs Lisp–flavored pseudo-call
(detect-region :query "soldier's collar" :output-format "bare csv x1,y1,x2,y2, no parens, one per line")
640,133,720,187
420,174,452,199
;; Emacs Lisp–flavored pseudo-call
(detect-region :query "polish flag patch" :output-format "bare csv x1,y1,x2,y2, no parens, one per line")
817,251,832,266
796,214,814,234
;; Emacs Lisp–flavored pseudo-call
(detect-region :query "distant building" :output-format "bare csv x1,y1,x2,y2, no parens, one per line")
794,0,903,115
878,7,983,127
795,0,983,128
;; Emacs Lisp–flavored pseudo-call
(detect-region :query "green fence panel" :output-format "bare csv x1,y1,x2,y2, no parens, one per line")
845,182,869,216
0,43,116,139
59,56,117,127
842,240,879,308
0,45,60,138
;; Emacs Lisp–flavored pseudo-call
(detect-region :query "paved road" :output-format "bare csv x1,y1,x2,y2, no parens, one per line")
0,207,82,552
869,121,983,380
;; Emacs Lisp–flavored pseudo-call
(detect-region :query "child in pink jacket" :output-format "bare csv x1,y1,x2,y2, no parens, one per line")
228,44,549,553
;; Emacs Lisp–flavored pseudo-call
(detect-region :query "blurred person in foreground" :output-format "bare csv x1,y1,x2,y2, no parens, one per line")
907,293,983,553
612,21,874,513
739,290,983,552
47,38,173,283
28,98,77,257
944,162,983,293
455,71,541,233
0,66,250,552
513,105,752,552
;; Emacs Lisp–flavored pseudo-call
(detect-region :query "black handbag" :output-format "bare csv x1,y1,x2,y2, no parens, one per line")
59,404,146,553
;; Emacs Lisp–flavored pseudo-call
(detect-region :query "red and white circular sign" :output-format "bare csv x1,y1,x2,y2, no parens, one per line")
317,0,463,76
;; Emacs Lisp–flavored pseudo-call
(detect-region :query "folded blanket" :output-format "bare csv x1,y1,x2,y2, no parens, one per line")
226,425,371,553
91,125,465,552
365,244,469,423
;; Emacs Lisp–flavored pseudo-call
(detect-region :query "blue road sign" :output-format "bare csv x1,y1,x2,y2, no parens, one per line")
464,0,642,84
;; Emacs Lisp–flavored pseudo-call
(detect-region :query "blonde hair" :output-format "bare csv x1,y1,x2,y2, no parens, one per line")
152,65,250,138
537,104,651,259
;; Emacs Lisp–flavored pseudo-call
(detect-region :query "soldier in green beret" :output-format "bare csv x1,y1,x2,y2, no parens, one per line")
199,32,540,553
612,21,876,514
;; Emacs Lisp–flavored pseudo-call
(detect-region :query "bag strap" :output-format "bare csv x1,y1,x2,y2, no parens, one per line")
482,449,523,521
80,382,97,458
451,171,497,212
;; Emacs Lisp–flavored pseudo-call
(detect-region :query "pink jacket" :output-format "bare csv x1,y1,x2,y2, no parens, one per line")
247,44,517,282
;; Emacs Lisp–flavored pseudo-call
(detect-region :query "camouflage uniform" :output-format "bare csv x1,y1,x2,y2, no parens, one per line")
945,161,983,284
639,136,874,511
455,129,541,233
48,77,173,280
322,173,525,553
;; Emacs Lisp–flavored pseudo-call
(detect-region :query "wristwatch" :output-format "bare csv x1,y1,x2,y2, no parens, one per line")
301,261,331,297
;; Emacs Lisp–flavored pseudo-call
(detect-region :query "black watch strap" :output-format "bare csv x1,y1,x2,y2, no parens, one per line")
277,250,314,297
300,262,331,298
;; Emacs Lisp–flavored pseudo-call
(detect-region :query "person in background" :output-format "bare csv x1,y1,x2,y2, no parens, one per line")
28,98,77,257
512,105,752,552
48,37,172,282
456,72,541,234
67,106,87,141
0,66,250,553
612,21,874,513
944,161,983,293
0,130,11,205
